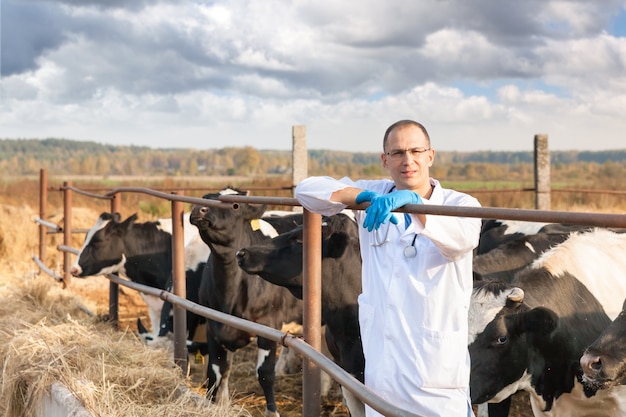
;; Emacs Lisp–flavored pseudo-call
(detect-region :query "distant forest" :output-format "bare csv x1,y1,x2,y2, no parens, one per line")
2,138,626,184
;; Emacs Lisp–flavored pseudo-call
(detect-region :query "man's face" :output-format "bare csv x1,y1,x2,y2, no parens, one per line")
381,124,435,193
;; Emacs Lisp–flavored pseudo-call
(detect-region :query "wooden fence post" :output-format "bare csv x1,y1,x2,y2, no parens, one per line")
534,134,550,210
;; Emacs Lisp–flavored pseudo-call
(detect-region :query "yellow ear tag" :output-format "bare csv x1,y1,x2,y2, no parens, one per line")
250,219,261,231
195,350,205,364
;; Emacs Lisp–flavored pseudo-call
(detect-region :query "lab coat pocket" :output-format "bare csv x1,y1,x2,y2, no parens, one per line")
415,329,469,389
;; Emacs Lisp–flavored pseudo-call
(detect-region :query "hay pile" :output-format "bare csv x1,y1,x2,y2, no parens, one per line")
0,202,348,416
0,273,250,417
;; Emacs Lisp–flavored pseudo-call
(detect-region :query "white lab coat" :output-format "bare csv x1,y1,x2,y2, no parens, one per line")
295,176,481,417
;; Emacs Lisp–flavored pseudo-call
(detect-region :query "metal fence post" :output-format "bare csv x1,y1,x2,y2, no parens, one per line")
62,181,72,289
171,193,188,373
302,208,322,417
108,192,122,329
39,169,48,267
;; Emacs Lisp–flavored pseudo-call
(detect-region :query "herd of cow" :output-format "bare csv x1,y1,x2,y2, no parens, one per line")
68,186,626,417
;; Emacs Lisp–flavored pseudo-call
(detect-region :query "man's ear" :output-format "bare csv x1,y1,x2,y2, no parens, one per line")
428,149,435,167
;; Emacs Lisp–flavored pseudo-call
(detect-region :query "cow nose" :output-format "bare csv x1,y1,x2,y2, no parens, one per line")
581,353,602,376
70,265,82,277
235,249,248,266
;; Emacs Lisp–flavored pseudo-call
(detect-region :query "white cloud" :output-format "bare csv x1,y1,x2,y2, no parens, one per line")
1,0,626,152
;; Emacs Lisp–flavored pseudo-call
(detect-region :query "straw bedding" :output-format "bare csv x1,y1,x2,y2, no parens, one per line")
0,203,249,416
0,274,250,417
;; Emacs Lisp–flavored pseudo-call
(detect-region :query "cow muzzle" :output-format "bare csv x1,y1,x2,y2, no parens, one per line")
70,265,82,277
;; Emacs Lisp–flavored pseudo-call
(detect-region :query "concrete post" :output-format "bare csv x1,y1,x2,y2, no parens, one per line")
534,134,551,210
292,125,307,212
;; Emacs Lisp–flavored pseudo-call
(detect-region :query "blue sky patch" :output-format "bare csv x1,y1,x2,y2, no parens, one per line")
610,7,626,37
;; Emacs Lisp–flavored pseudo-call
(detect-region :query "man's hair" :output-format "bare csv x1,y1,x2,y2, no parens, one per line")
383,120,431,151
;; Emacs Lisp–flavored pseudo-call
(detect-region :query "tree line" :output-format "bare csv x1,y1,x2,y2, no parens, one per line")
2,138,626,185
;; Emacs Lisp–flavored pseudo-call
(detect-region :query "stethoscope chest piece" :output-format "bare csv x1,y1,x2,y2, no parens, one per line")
403,234,418,258
403,245,417,258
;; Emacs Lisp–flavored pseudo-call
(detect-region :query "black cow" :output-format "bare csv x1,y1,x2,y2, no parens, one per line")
70,212,209,340
469,229,626,416
236,212,365,417
190,187,304,417
580,299,626,391
138,232,210,348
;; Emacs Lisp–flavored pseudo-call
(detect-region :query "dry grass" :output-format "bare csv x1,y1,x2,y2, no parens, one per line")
0,273,251,417
0,202,348,417
0,204,250,417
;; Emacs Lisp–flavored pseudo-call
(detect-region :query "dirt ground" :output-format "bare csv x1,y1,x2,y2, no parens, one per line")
0,202,534,417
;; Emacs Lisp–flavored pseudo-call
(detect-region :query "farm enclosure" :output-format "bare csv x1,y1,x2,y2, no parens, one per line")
8,168,626,416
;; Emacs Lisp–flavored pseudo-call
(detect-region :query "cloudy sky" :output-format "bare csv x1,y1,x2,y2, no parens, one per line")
2,0,626,153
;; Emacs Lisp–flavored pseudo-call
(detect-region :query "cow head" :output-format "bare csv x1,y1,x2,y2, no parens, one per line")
581,300,626,391
235,213,359,299
190,187,267,247
468,280,560,405
70,212,138,277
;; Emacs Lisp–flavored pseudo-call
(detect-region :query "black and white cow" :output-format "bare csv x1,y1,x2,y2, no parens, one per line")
469,228,626,417
473,225,592,417
70,212,209,339
476,220,549,255
473,227,582,282
236,212,365,417
580,298,626,391
190,187,304,417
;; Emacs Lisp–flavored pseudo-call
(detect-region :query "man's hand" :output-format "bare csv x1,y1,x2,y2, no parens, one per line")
355,190,381,204
362,190,423,231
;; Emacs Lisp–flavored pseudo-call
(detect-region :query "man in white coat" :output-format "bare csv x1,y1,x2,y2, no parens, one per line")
295,120,481,417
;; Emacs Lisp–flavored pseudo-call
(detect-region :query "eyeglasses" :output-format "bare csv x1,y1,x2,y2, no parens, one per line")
385,147,431,160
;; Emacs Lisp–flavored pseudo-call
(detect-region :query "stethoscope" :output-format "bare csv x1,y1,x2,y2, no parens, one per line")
403,234,418,258
368,185,418,258
370,217,418,258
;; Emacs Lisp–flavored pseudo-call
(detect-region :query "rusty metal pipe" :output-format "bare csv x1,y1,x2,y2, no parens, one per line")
302,209,322,417
171,194,187,373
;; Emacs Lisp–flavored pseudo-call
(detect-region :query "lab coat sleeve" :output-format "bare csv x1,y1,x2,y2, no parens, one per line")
295,176,357,216
418,193,482,260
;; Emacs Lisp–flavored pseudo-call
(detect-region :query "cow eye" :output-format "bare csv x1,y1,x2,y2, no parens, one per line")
495,336,508,345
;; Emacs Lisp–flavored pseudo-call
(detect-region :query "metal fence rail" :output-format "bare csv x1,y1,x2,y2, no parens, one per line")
31,169,626,417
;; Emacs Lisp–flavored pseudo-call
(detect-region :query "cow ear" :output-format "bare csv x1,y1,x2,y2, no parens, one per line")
112,212,122,222
137,318,149,334
322,232,349,259
100,212,116,222
244,204,267,220
321,215,341,237
120,213,139,228
519,307,559,373
522,307,559,335
507,307,558,342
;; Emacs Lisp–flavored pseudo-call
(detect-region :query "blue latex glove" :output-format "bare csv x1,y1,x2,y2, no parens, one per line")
362,190,423,232
355,190,381,204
